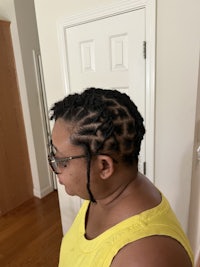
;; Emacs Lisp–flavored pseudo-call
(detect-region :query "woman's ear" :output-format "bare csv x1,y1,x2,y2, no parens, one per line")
97,155,114,180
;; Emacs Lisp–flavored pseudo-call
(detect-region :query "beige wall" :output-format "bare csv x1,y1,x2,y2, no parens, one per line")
34,0,199,251
155,0,199,231
188,56,200,261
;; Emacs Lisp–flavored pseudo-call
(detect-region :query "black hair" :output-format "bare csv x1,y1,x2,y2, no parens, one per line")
50,87,145,202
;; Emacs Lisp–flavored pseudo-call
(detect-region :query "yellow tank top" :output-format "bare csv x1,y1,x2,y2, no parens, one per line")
59,194,194,267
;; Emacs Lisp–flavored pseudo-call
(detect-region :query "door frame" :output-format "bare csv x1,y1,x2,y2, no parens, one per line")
57,0,156,181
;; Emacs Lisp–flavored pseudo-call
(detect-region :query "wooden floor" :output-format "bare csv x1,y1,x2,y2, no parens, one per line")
0,191,63,267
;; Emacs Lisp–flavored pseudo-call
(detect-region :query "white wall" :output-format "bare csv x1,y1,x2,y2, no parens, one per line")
155,0,200,232
34,0,200,238
188,56,200,261
14,0,53,197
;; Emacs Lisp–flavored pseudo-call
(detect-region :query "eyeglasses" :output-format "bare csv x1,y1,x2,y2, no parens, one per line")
48,152,87,174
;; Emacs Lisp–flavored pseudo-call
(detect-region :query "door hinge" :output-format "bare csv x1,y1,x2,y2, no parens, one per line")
143,161,146,175
143,41,146,59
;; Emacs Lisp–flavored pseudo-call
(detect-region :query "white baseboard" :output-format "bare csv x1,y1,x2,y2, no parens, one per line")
33,185,54,199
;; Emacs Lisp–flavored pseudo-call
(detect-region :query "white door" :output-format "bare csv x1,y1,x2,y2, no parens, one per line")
65,8,146,173
57,4,156,234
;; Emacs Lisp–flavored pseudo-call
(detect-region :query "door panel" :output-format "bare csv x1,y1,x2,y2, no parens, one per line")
66,10,145,114
66,8,145,171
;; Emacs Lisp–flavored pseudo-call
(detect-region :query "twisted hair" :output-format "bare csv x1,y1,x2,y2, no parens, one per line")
50,87,145,164
50,87,145,201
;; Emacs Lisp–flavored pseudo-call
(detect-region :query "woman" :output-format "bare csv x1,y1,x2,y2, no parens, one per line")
49,87,193,266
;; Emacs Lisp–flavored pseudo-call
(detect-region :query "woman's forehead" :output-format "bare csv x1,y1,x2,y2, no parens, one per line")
52,118,69,141
51,119,81,155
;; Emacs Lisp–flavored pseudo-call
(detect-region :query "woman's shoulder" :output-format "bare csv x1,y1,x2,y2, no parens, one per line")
110,235,193,267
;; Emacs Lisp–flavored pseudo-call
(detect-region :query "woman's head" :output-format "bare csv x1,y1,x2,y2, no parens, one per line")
50,87,145,165
50,87,145,202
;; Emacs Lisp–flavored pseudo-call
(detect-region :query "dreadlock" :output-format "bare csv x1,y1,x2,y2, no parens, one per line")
50,87,145,202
